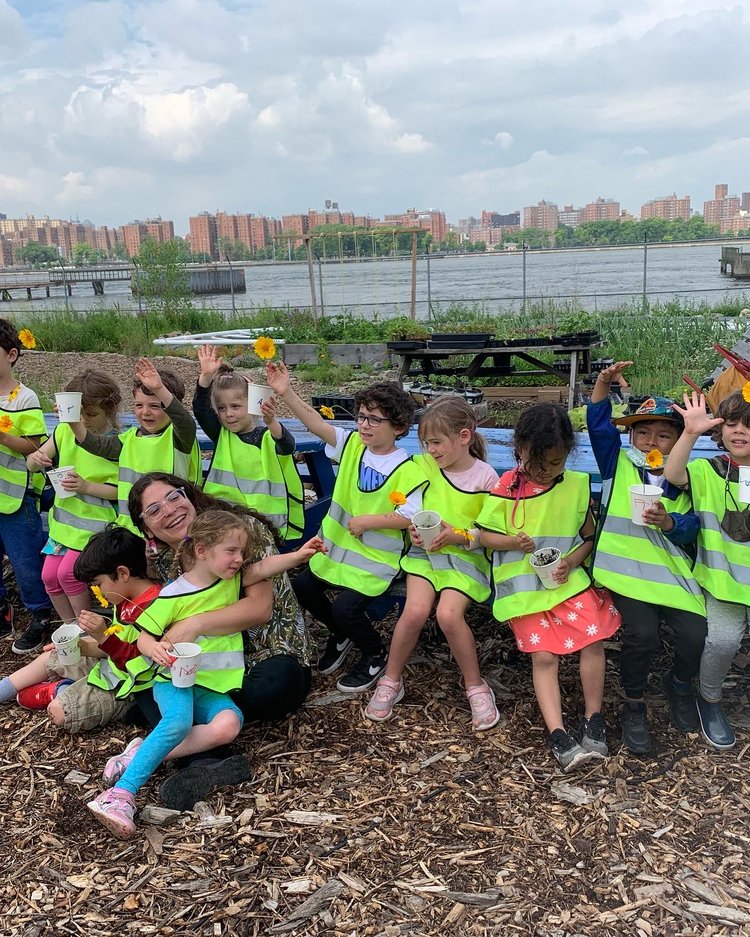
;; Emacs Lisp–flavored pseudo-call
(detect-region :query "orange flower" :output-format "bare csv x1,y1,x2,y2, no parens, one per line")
0,415,13,433
253,336,276,360
91,585,110,608
388,491,407,506
742,381,750,404
18,329,36,350
319,405,335,420
645,449,664,469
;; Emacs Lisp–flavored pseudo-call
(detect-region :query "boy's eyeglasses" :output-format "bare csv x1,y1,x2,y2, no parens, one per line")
141,487,187,521
356,413,390,428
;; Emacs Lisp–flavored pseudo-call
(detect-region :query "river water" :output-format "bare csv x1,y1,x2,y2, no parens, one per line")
3,240,750,319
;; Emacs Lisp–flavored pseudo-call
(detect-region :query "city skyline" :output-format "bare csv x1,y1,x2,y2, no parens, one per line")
2,1,749,229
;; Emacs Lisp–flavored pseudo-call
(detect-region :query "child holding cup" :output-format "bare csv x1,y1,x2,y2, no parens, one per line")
477,403,621,772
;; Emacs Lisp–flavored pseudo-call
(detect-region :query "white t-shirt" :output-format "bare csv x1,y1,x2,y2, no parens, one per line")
160,573,201,597
0,384,40,413
325,427,422,520
444,459,499,493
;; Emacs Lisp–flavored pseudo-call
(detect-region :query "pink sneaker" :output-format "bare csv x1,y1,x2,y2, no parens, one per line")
466,681,500,731
87,787,136,839
102,737,143,787
364,676,404,721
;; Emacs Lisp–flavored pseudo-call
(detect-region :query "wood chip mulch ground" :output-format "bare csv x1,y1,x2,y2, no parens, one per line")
2,584,750,937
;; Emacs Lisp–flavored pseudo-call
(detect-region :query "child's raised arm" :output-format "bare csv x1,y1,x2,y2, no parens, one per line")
265,362,337,447
241,536,326,587
664,393,723,488
590,360,632,405
198,344,223,389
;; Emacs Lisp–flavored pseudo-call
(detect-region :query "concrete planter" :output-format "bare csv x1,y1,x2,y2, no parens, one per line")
282,343,391,366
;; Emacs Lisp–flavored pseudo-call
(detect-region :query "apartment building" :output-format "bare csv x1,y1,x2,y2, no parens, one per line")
640,194,691,221
523,200,559,230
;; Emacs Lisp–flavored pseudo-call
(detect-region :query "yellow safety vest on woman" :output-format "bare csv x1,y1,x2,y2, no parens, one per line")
204,429,304,540
0,404,46,513
687,457,750,604
477,471,592,621
117,575,246,698
47,423,118,551
400,454,491,602
310,434,428,596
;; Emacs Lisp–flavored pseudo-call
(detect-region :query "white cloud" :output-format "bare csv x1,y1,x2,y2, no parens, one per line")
492,132,514,149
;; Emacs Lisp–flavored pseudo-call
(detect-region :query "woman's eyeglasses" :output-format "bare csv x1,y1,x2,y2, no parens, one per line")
356,413,390,428
141,487,187,521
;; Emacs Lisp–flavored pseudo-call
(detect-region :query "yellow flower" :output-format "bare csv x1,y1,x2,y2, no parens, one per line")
0,415,13,433
253,336,276,360
7,385,19,403
388,491,407,506
91,585,110,608
103,623,123,636
645,449,664,469
453,527,475,543
742,381,750,404
18,329,36,350
319,405,335,420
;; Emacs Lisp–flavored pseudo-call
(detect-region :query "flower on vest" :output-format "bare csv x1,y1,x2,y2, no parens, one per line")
7,385,19,403
645,449,664,469
253,336,276,360
388,491,407,507
0,415,14,432
103,623,123,636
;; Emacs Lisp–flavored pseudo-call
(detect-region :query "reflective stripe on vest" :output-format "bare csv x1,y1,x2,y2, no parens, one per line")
87,619,140,692
0,404,46,514
117,427,200,515
204,429,304,539
310,433,428,596
591,452,704,614
688,459,750,603
399,454,491,601
476,471,592,620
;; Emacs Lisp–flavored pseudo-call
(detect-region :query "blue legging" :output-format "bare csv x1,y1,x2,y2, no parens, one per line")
116,681,243,796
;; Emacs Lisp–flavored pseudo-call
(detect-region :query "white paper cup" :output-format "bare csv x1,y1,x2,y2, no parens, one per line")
52,623,81,665
55,392,82,422
169,642,202,688
413,510,442,549
247,384,275,416
47,466,75,499
629,484,663,526
530,547,562,590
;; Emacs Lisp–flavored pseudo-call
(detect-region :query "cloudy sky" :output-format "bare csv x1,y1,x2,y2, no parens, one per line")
1,0,749,233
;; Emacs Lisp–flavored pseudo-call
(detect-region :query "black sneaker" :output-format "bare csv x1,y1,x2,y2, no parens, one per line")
661,671,699,732
318,635,354,675
547,728,598,772
0,602,14,637
159,755,251,811
336,651,387,693
11,610,53,656
578,712,608,757
620,700,651,754
696,694,736,750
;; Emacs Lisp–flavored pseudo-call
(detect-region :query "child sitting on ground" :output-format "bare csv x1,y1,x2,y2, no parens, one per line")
478,403,622,773
0,525,160,732
266,362,428,693
194,344,304,540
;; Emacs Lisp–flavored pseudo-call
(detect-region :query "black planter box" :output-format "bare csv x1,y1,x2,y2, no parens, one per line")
311,394,356,419
386,341,426,351
428,332,493,348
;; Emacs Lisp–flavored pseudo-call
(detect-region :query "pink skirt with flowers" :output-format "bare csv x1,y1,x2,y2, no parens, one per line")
509,586,621,655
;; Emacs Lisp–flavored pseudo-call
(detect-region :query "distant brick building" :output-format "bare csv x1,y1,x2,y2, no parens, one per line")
580,197,620,223
523,200,559,230
704,183,741,234
640,194,691,222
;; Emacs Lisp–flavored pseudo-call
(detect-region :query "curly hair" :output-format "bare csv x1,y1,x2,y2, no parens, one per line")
128,471,282,550
0,319,22,364
73,524,149,583
418,396,487,461
354,382,414,438
133,367,186,402
65,369,122,430
512,403,576,474
711,390,750,449
171,509,260,580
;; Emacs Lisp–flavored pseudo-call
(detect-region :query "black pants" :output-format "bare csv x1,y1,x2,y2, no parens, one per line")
613,592,707,699
292,567,384,657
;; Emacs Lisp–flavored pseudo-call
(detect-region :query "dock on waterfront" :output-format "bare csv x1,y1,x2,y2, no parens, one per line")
720,246,750,279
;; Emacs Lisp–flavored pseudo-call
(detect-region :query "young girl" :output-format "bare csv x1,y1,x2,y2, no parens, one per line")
365,398,500,728
26,370,121,632
665,390,750,750
195,345,304,541
87,510,324,839
477,403,621,772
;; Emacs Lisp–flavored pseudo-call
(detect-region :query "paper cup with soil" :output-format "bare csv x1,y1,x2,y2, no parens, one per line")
52,622,82,665
530,547,562,590
247,384,275,417
169,642,202,688
47,466,76,500
629,484,663,526
412,510,442,550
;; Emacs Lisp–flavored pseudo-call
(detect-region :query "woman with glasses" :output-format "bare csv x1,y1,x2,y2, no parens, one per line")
122,471,313,809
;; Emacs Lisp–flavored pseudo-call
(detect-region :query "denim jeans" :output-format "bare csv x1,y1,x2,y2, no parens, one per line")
0,494,53,614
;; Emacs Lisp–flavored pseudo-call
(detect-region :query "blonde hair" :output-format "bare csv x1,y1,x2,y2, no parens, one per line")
210,371,258,429
418,396,487,461
171,510,258,578
65,369,121,431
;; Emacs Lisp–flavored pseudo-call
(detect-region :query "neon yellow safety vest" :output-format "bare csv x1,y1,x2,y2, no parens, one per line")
0,403,47,513
117,575,246,698
687,458,750,604
204,428,304,540
310,433,428,597
591,451,704,615
400,454,491,602
477,471,592,621
87,612,140,693
47,423,118,551
116,425,201,533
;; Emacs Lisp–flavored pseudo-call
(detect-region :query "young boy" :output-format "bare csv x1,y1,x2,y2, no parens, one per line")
0,525,160,732
194,344,304,540
0,319,54,655
72,358,199,533
266,362,427,692
588,362,706,754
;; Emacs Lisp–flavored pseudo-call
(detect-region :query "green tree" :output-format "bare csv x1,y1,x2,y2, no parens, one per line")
133,238,193,317
216,236,251,261
71,243,107,265
110,241,129,261
18,242,61,266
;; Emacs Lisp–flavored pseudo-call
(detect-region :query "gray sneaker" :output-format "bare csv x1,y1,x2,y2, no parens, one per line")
578,712,608,757
547,728,599,772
